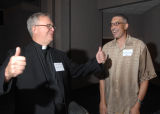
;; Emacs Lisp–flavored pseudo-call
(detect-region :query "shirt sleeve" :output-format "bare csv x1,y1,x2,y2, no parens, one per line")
0,50,14,95
139,45,157,83
63,53,106,78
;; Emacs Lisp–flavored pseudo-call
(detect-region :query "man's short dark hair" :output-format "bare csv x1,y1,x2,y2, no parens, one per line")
112,13,129,24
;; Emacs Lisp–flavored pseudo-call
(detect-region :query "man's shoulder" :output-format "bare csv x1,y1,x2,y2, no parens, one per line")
49,48,70,60
50,48,66,55
19,42,35,53
103,39,115,47
129,35,146,46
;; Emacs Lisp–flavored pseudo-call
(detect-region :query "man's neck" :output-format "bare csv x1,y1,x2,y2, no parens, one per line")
116,34,127,49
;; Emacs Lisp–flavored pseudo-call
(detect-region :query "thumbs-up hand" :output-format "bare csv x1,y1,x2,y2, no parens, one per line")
96,46,106,64
5,47,26,82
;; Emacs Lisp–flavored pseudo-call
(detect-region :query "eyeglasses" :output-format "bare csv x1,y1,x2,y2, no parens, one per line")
35,24,56,29
110,22,125,26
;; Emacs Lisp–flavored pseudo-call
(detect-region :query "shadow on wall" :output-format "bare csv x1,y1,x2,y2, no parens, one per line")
141,78,160,114
141,42,160,114
147,42,160,70
147,42,160,86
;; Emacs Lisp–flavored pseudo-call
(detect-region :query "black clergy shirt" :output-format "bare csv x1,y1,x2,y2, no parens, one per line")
0,41,104,114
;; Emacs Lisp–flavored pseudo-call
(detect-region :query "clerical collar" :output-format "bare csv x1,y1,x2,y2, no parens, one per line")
32,41,48,50
42,45,47,50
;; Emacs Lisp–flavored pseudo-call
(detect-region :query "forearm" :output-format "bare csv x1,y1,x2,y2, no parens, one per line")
4,66,13,82
99,80,106,104
137,80,149,103
99,80,108,114
130,80,149,114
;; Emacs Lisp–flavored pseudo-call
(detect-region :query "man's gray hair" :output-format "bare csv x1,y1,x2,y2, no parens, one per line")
27,12,51,37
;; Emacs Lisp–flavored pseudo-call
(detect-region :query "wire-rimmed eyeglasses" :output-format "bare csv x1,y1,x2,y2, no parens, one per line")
35,24,56,29
110,22,126,26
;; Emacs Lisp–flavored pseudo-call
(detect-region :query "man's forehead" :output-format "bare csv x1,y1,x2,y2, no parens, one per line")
111,16,123,22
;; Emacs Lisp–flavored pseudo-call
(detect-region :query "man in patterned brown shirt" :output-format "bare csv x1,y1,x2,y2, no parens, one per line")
99,14,157,114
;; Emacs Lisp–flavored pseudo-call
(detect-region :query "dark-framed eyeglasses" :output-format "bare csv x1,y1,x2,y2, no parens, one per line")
110,22,125,26
35,24,56,29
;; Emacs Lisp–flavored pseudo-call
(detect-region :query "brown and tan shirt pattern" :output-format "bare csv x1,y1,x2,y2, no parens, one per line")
102,35,157,114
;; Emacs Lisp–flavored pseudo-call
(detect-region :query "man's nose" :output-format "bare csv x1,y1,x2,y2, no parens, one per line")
50,27,55,31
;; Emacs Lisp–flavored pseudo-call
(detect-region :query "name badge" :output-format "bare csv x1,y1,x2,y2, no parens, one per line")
54,63,65,71
123,49,133,56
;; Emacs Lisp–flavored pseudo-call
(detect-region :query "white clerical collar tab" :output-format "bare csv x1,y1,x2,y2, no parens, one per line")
42,45,47,50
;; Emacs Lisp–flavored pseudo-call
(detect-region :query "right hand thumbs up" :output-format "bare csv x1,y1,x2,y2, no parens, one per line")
15,47,21,56
5,47,26,82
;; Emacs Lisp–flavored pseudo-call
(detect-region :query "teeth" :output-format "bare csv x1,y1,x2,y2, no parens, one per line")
113,30,116,33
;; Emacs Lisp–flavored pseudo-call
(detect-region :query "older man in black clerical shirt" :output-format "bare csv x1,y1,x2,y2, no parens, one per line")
0,12,106,114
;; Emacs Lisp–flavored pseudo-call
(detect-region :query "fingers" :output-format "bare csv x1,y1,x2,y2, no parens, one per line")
10,57,26,66
15,47,21,56
10,55,26,76
9,64,26,76
11,56,26,62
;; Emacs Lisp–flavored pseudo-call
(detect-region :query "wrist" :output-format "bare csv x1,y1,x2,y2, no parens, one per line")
137,98,142,104
5,75,11,82
5,68,12,82
100,100,106,105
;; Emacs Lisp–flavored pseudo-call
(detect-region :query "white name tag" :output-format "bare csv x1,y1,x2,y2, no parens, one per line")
123,49,133,56
54,63,65,72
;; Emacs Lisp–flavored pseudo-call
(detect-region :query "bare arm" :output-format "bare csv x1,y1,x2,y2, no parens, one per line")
138,80,149,104
130,80,149,114
130,45,156,114
99,79,107,114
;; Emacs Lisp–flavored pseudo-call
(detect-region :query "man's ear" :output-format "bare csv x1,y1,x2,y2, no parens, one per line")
32,26,36,33
124,23,129,30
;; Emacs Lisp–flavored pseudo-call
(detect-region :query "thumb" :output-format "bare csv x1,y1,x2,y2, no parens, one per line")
98,46,102,52
15,47,21,56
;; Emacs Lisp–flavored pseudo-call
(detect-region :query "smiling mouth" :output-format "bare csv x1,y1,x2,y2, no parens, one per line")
112,30,117,34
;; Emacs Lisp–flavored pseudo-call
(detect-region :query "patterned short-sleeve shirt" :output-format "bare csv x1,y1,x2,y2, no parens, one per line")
102,35,157,114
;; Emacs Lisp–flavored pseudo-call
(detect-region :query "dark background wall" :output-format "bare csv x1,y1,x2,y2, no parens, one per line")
0,0,160,114
0,0,40,65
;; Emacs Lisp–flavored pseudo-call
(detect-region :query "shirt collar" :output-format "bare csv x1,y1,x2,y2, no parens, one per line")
111,34,133,47
32,40,48,50
42,45,47,50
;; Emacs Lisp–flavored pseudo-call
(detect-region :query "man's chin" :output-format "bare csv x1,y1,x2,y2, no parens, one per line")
113,35,118,39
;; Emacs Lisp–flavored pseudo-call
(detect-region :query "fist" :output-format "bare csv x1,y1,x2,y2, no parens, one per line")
96,47,106,64
5,47,26,81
